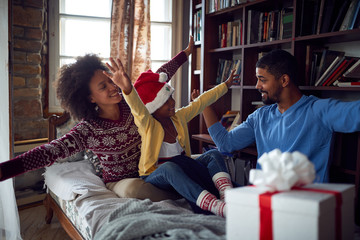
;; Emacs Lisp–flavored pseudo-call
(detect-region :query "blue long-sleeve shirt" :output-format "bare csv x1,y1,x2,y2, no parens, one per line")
208,95,360,182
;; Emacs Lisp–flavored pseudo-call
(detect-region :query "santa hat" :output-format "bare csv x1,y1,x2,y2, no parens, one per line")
134,70,174,114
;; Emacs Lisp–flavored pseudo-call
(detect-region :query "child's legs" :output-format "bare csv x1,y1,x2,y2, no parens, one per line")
169,155,219,197
195,149,228,176
142,161,203,203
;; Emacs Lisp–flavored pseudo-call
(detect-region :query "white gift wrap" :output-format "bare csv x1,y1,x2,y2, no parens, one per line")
226,183,355,240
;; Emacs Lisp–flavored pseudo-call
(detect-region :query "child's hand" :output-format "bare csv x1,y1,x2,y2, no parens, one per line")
191,89,200,101
224,69,240,89
184,35,194,57
103,58,133,95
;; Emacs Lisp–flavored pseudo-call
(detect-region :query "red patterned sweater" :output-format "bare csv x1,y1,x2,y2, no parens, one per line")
0,51,187,183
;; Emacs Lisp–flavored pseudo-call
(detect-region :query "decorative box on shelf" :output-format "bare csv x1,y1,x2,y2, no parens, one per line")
226,183,355,240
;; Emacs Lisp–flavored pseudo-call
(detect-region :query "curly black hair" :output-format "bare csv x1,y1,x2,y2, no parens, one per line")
256,49,299,86
56,54,107,121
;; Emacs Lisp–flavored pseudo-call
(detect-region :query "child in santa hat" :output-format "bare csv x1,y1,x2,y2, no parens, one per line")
104,36,239,217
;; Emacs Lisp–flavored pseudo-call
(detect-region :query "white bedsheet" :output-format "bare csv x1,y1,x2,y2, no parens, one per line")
44,160,108,201
43,160,195,237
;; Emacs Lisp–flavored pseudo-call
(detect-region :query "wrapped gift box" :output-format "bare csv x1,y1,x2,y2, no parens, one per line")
226,183,355,240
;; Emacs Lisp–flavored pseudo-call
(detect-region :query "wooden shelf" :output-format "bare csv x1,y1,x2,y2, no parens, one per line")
192,134,258,157
192,133,214,144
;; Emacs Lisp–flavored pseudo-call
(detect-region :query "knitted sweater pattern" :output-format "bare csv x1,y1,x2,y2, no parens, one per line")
14,101,141,183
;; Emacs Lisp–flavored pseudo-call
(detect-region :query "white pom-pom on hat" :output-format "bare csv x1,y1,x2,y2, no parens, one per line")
159,72,168,83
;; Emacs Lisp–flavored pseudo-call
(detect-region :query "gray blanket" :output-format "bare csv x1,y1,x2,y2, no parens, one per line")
94,199,226,240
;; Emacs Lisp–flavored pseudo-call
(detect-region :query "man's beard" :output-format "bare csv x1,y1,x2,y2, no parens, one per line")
259,89,280,105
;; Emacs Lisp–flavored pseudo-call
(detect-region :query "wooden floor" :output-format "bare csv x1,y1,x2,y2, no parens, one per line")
19,203,71,240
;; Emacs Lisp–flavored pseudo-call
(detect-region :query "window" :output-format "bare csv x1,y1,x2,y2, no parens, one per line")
49,0,178,113
49,0,111,112
150,0,173,71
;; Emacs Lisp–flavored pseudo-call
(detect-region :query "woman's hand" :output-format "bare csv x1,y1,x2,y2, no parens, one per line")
103,58,133,95
224,69,240,89
184,35,194,57
191,89,200,101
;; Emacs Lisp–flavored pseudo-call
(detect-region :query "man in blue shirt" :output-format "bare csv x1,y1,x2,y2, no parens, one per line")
203,49,360,182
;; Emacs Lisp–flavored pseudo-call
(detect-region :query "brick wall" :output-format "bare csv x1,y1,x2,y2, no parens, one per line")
12,0,48,141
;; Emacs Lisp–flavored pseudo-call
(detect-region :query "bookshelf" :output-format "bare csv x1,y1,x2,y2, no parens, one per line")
188,0,360,224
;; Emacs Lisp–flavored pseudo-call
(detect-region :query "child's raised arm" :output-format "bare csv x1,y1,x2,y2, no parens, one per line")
104,58,133,95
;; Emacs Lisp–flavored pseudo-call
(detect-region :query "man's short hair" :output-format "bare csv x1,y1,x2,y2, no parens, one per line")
256,49,299,86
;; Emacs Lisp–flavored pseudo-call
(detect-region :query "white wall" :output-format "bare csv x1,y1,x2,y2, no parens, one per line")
0,0,10,161
0,1,21,239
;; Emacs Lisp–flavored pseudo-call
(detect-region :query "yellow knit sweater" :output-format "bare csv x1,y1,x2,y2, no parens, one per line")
123,82,228,176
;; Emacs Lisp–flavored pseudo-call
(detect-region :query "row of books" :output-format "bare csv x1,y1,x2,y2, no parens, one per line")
220,111,241,131
216,59,241,84
298,0,360,36
247,8,293,44
207,0,250,13
193,9,202,42
219,20,243,48
307,48,360,87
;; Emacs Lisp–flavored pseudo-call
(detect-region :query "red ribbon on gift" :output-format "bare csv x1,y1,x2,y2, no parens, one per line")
258,186,342,240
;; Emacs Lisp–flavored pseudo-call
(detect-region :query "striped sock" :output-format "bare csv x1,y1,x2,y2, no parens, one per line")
212,172,233,201
196,190,226,217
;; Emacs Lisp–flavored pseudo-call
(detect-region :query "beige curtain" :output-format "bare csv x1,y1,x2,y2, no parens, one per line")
111,0,151,83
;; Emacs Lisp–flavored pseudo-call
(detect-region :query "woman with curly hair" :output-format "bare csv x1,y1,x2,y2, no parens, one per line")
0,38,193,201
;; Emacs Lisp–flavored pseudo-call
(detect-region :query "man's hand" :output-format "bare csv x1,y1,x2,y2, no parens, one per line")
184,35,194,57
224,69,240,89
103,58,133,95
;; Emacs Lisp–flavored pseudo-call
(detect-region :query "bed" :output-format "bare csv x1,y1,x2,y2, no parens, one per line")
42,113,227,240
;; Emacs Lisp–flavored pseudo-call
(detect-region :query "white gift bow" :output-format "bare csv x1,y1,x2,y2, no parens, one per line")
249,149,316,192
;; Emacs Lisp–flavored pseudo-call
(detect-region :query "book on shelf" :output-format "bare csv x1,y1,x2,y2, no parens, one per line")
342,58,360,79
311,0,321,34
321,57,354,86
334,81,360,87
309,50,323,86
305,45,327,85
247,7,292,44
282,7,293,39
319,0,336,34
331,0,352,32
207,0,241,13
315,54,345,86
246,9,260,44
220,111,240,131
193,9,202,42
297,0,359,35
219,20,242,48
216,59,241,84
339,0,360,31
307,55,360,86
314,49,345,85
299,0,317,36
269,10,280,41
316,0,326,34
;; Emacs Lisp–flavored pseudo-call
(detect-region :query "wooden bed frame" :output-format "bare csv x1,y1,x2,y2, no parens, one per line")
43,112,84,240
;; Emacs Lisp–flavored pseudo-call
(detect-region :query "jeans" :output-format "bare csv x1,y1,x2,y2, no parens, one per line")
142,149,228,204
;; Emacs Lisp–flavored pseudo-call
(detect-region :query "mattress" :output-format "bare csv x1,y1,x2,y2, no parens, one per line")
49,190,91,240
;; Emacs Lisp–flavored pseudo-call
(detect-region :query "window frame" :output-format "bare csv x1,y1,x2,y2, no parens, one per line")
48,0,181,113
48,0,111,113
